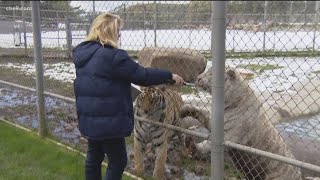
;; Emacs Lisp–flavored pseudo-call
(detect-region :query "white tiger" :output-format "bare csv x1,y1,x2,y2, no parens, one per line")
188,65,303,180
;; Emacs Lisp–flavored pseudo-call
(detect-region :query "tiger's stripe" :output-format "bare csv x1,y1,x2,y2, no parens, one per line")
133,86,183,179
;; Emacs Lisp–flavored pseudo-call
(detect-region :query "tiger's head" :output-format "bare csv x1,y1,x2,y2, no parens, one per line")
134,86,167,121
196,65,249,105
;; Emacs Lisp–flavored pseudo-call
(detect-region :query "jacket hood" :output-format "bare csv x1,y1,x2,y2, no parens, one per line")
72,41,101,68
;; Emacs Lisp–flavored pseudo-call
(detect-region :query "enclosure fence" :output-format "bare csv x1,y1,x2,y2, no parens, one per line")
1,1,320,180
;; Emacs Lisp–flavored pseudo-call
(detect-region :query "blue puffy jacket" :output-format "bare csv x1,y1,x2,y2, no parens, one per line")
72,41,172,140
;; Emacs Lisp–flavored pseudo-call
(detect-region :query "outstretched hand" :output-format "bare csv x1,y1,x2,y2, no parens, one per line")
172,74,185,85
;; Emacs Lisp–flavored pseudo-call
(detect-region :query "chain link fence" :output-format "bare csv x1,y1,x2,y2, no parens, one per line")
1,1,320,179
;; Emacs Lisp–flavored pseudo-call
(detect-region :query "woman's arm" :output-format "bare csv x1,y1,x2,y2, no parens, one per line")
111,49,183,86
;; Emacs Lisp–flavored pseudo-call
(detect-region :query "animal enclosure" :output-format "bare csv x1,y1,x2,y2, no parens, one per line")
0,1,320,179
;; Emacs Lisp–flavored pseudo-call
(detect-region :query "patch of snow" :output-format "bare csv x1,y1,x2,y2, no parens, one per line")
1,29,319,52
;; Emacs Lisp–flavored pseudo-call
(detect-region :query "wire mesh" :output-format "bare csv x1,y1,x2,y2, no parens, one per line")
221,1,320,179
0,1,320,180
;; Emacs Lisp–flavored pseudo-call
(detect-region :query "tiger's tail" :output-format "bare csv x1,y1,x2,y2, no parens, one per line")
179,104,211,130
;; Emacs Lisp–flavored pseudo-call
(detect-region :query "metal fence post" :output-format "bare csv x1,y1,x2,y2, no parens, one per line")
188,6,192,48
66,1,72,58
31,1,48,137
304,1,308,23
211,1,226,180
143,5,147,47
57,11,60,47
289,1,293,22
313,1,319,51
154,0,157,47
21,0,28,56
93,0,95,19
263,1,268,53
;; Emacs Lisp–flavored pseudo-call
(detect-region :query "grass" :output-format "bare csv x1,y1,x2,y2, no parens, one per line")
0,66,74,98
200,50,320,59
181,157,210,176
236,64,284,80
125,133,135,145
0,66,36,88
0,53,70,64
180,156,245,179
2,47,320,62
130,49,320,59
239,64,284,74
180,85,195,94
0,120,135,180
226,50,320,59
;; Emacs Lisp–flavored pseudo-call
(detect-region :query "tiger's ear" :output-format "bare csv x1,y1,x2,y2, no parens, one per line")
158,84,166,92
153,84,166,91
226,69,236,81
140,86,148,91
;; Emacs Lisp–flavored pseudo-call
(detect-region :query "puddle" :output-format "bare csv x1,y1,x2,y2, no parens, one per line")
277,114,320,141
0,88,36,107
0,85,82,144
0,86,63,108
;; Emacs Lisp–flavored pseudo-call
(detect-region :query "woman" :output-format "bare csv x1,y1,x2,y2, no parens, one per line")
72,12,184,180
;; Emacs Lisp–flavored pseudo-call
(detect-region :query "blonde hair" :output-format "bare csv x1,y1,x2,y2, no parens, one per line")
85,12,123,48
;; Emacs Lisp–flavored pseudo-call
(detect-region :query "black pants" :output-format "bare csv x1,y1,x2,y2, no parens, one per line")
85,138,127,180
